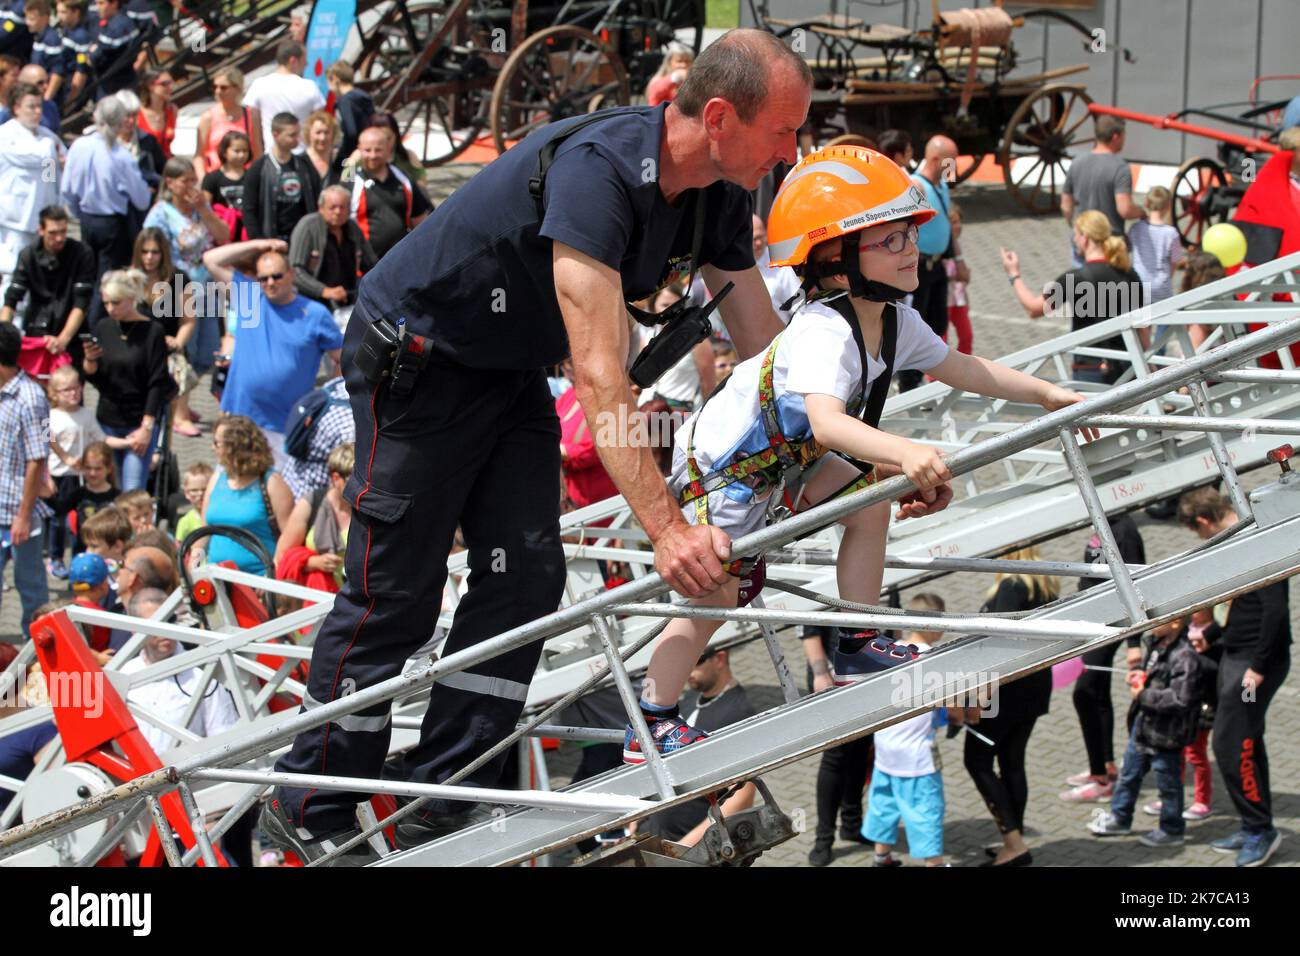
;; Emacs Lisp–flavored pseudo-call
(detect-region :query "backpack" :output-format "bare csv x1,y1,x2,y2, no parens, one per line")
284,386,348,460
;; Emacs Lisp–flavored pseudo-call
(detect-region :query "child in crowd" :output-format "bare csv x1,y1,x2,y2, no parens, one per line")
1128,186,1185,304
201,130,251,245
69,442,120,556
944,201,972,354
1088,615,1203,847
1178,251,1226,354
866,592,954,867
174,461,214,544
624,145,1092,763
114,488,156,535
80,505,132,569
45,366,105,578
1145,608,1218,821
713,341,738,384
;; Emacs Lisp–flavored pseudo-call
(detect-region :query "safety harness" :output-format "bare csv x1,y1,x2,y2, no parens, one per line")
678,294,898,572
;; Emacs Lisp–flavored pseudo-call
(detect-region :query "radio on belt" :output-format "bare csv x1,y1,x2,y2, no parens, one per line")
356,317,431,395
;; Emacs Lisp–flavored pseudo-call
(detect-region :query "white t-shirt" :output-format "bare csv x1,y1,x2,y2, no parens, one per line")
756,248,803,321
48,406,105,478
679,296,949,497
874,645,941,776
121,649,239,756
243,73,326,154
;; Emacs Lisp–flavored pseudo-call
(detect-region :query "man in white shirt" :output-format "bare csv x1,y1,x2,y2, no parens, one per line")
242,39,325,156
119,588,239,756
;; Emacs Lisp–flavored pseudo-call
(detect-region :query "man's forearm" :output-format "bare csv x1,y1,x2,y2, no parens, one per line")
572,372,683,541
18,459,42,523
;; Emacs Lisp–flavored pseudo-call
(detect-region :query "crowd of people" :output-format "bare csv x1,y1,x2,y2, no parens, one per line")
0,23,1292,870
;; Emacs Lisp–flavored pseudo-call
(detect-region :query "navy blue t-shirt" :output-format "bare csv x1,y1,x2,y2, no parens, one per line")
356,104,756,370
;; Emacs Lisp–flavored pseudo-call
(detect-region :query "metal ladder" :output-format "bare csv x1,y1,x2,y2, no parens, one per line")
2,255,1299,867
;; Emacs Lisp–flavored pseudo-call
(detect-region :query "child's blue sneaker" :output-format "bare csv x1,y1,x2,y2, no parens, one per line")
623,715,708,765
48,559,68,580
1236,829,1282,867
1138,828,1184,848
832,629,919,685
1211,831,1247,853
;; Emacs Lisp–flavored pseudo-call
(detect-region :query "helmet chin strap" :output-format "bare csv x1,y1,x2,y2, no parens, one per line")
802,232,911,303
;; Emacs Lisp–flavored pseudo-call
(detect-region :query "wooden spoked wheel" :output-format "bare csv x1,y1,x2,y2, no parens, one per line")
353,0,498,166
1172,156,1230,247
999,84,1094,214
490,25,631,154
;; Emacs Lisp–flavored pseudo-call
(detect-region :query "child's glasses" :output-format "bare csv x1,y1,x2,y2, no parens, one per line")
860,223,919,255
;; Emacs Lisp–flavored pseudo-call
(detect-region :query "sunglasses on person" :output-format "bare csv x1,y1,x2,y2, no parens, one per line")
257,272,286,284
860,222,920,255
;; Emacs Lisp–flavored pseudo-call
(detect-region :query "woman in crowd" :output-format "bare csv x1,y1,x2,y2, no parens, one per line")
132,227,201,436
144,157,230,382
145,157,230,280
81,269,173,490
192,66,262,179
114,90,166,199
304,109,338,183
137,68,177,159
965,547,1056,867
1001,209,1149,384
0,82,64,301
201,415,293,576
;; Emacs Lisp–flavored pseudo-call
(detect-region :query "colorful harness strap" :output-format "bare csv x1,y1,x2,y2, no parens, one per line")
678,297,898,574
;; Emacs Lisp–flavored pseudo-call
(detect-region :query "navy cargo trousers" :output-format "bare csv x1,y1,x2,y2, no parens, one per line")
275,303,567,832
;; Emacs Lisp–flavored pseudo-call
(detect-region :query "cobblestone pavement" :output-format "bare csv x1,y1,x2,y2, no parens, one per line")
4,169,1293,867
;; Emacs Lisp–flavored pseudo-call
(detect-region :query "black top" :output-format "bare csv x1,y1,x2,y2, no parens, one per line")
72,485,120,545
3,238,96,336
148,285,182,340
1204,579,1292,674
1079,511,1147,648
318,229,358,294
202,168,246,211
978,578,1053,723
243,153,322,242
86,317,173,428
358,172,434,259
639,684,757,842
1049,261,1147,380
357,104,755,369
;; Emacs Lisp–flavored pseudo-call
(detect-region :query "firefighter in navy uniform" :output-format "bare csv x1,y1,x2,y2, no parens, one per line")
259,29,819,865
87,0,136,97
0,0,33,61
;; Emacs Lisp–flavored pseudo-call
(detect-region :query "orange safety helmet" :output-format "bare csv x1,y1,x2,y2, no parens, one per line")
766,145,936,270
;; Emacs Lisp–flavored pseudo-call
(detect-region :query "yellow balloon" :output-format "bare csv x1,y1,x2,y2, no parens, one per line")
1202,223,1247,268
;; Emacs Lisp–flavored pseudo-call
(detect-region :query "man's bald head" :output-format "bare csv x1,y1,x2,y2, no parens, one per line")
925,135,958,163
125,546,177,588
17,64,46,88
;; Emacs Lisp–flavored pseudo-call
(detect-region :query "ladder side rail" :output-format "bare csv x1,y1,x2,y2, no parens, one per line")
7,314,1300,858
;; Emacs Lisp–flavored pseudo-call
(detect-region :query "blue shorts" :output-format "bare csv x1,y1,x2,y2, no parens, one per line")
864,769,945,859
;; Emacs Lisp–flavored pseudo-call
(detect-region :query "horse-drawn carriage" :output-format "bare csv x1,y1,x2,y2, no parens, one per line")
751,0,1132,214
